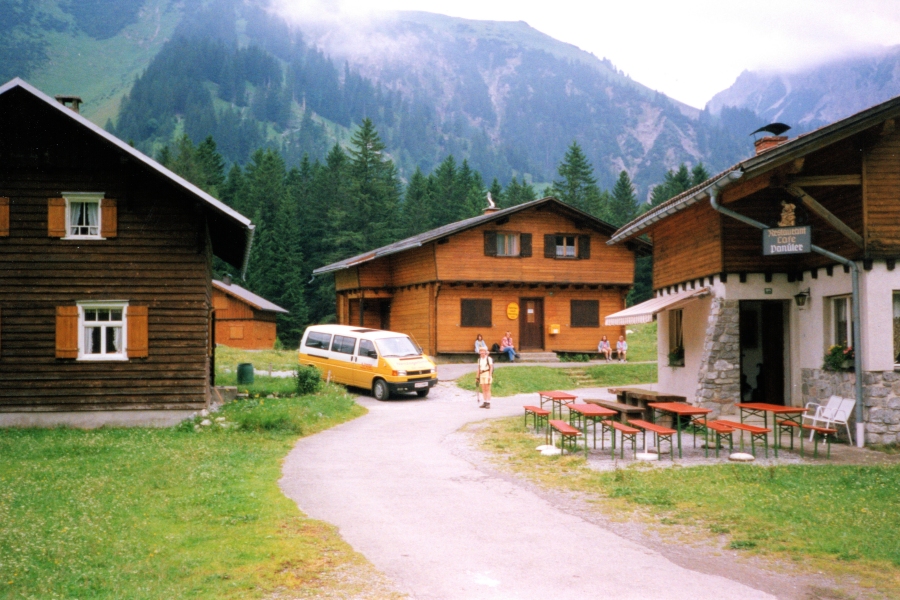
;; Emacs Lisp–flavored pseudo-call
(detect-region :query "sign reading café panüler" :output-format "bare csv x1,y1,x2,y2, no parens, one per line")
763,226,811,256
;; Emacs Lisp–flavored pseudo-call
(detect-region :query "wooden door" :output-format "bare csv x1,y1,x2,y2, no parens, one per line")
519,298,544,350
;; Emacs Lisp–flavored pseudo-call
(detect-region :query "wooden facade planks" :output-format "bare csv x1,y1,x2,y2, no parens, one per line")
652,202,723,290
435,210,635,284
863,128,900,256
435,286,626,353
211,288,279,349
0,97,217,412
329,202,640,355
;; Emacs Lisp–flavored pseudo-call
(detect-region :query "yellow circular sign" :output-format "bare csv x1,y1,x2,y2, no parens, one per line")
507,302,520,320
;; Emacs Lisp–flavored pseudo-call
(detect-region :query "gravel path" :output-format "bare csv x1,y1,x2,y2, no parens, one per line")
278,378,866,599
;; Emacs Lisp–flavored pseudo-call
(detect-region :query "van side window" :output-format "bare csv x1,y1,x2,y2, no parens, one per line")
306,331,332,349
332,335,357,355
358,339,378,359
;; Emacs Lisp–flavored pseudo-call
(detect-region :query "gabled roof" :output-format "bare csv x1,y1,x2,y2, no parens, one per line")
213,280,288,313
609,93,900,244
314,196,651,275
0,78,255,274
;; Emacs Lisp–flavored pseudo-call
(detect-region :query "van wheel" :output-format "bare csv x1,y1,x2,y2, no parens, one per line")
415,389,429,398
372,379,390,401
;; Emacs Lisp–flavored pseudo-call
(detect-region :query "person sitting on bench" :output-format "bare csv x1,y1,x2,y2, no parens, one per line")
500,331,518,362
474,333,488,354
598,336,612,361
616,336,628,363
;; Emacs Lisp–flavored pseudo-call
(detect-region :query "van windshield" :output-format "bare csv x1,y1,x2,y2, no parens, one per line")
375,336,421,358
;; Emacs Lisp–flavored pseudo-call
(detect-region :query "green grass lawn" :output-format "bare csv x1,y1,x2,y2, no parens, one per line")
0,387,400,599
456,363,657,396
621,322,656,362
476,417,900,595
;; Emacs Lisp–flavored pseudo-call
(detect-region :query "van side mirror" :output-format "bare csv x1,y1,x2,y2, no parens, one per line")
367,350,378,359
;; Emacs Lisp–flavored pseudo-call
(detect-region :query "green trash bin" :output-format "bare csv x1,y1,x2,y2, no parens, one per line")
237,363,254,384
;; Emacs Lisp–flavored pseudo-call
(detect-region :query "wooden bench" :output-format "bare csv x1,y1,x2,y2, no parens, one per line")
584,399,647,422
778,420,837,458
523,405,550,432
601,420,640,459
690,419,736,458
627,419,677,461
548,419,582,455
718,420,772,458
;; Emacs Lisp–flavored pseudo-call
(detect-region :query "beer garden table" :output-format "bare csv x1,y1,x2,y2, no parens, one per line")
539,390,578,420
647,402,713,458
735,402,807,454
567,403,617,458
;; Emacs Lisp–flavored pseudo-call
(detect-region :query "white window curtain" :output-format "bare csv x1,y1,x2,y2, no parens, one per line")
70,201,99,236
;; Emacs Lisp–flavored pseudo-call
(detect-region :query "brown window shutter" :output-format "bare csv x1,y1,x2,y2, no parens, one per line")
56,306,79,358
520,233,532,257
544,234,556,258
48,198,66,237
578,235,591,259
101,198,117,238
127,305,149,358
0,197,9,237
483,231,497,256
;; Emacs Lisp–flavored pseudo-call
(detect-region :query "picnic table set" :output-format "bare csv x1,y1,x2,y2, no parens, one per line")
525,387,844,461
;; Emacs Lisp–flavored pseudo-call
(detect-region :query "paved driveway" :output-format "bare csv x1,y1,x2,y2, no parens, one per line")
280,381,784,599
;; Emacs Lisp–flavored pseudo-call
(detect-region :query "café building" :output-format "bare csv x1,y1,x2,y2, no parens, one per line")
606,95,900,447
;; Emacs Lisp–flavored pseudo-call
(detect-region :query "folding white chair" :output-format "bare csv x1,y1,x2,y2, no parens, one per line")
803,395,855,445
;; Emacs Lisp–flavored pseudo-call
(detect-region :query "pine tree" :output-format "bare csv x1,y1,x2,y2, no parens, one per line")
401,168,432,237
607,170,639,227
345,118,402,251
196,136,226,195
503,177,537,207
691,163,710,187
550,141,601,212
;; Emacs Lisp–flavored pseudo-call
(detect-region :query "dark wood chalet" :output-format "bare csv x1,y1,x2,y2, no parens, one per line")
314,197,650,357
0,78,254,427
212,279,287,349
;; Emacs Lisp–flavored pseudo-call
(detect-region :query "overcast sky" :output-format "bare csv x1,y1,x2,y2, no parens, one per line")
273,0,900,108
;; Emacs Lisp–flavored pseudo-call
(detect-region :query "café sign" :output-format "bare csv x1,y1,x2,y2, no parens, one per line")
763,226,811,256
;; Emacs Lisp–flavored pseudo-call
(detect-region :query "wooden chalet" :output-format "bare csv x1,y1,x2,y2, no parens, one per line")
212,279,287,349
0,78,254,427
607,95,900,446
314,197,650,356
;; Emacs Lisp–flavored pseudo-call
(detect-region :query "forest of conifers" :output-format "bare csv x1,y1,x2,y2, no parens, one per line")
159,121,708,346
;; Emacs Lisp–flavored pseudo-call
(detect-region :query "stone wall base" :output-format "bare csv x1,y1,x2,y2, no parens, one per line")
801,368,900,445
0,410,197,429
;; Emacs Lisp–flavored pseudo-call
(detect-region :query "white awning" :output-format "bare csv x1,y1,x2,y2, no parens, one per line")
605,287,711,326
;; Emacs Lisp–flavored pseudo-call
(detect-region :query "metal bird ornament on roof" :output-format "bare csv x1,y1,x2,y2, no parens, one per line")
750,123,791,136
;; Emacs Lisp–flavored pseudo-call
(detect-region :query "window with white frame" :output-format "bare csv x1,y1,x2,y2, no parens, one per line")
496,233,520,256
80,302,127,360
893,292,900,366
830,295,853,348
65,193,102,239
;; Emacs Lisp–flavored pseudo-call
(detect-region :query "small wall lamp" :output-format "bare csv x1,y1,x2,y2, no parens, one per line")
794,289,810,308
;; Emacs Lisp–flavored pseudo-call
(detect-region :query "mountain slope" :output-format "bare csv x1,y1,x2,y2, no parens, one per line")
707,46,900,133
284,10,749,192
6,0,183,126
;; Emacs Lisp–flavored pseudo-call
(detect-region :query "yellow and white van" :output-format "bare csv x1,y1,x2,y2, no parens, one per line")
298,325,437,400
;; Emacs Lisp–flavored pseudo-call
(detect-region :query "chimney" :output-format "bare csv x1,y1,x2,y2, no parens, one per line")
223,274,232,286
54,95,83,114
483,191,498,214
754,135,789,155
